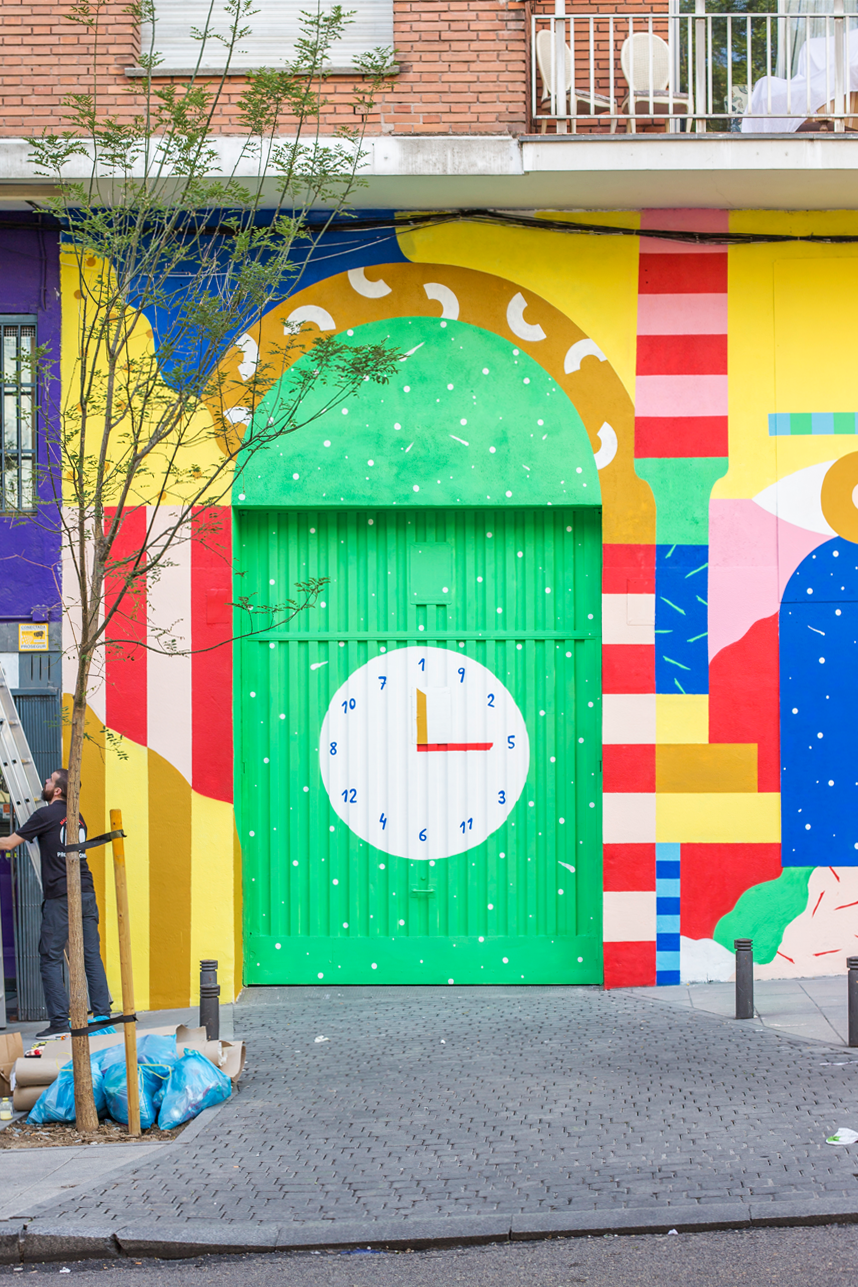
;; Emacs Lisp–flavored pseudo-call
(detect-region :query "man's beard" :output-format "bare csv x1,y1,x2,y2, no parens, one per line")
41,784,53,803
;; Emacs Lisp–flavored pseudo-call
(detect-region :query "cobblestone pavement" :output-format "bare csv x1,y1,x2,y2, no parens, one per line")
27,986,858,1226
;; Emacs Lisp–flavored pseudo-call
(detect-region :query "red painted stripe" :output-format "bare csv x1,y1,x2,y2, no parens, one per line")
640,208,730,236
104,507,147,746
191,507,233,803
602,644,654,694
417,742,493,752
603,745,656,794
603,843,656,892
635,416,729,458
603,544,655,594
639,254,727,295
604,940,655,989
636,334,728,376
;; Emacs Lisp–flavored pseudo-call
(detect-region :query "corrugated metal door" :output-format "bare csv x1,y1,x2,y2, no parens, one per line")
237,507,602,985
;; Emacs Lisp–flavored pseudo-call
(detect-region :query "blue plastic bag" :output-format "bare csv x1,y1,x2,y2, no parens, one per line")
136,1034,178,1109
28,1058,108,1123
158,1048,231,1130
28,1066,76,1124
102,1059,157,1130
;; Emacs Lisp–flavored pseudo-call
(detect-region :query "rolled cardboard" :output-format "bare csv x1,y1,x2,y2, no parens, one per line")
13,1057,61,1089
12,1083,42,1112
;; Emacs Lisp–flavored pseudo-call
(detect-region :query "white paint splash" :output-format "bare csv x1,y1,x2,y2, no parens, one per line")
235,333,259,380
564,338,607,373
449,434,469,446
593,421,618,470
506,292,546,343
285,305,336,334
348,266,391,298
423,282,460,320
310,661,329,671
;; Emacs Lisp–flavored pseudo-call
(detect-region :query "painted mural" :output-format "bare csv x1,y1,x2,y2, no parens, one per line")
5,205,857,1004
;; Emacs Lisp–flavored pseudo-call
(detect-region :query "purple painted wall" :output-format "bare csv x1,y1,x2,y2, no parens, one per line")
0,217,61,991
0,216,61,621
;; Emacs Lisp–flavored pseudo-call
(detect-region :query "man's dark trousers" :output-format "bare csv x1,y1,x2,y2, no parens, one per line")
39,894,111,1028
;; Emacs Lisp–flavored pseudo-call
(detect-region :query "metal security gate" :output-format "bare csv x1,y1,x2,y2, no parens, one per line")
237,507,602,985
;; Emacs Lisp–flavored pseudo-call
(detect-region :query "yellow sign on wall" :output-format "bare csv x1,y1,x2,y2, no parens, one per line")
18,624,48,652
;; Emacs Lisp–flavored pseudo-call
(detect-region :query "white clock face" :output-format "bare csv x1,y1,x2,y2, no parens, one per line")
319,646,530,861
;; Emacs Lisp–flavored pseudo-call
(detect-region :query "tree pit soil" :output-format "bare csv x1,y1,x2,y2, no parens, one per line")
0,1119,186,1147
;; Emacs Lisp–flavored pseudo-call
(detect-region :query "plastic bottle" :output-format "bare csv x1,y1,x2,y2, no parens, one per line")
0,1097,12,1120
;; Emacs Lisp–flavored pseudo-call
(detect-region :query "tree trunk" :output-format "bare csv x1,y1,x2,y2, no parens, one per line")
65,652,98,1132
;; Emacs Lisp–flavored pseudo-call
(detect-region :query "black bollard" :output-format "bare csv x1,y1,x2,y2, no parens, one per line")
734,939,754,1019
848,957,858,1048
199,959,220,1040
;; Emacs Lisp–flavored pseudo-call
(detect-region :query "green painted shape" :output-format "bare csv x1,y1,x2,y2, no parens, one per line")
409,543,454,603
792,413,812,436
635,457,728,545
834,412,857,434
235,317,601,509
236,505,603,986
713,867,814,965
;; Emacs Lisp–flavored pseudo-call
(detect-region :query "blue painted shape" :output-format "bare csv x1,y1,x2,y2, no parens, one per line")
780,537,858,866
657,878,681,898
812,412,835,435
655,842,682,984
655,545,709,694
124,210,409,388
657,897,680,917
769,413,792,435
656,965,681,984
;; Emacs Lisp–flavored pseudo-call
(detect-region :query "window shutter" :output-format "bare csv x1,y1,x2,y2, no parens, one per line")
141,0,393,70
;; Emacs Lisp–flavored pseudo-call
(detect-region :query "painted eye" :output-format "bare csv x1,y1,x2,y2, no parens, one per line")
753,460,835,536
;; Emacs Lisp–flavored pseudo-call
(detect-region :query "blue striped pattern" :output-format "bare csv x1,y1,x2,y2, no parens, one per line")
656,843,681,985
769,412,858,436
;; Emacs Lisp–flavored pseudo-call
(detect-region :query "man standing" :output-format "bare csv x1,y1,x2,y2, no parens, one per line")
0,769,112,1037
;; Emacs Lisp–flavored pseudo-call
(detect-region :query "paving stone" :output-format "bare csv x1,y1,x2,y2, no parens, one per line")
22,987,858,1238
21,1222,119,1262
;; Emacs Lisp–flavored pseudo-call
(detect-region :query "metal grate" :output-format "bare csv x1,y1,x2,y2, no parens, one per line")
0,318,37,512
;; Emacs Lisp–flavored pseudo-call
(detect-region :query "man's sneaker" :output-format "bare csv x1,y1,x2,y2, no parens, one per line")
35,1023,70,1038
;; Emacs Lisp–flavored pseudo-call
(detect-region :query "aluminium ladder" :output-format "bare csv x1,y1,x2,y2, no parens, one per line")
0,665,44,1027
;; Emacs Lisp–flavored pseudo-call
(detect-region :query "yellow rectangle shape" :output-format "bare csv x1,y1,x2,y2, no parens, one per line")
656,793,781,843
656,694,708,744
18,624,48,652
656,744,757,793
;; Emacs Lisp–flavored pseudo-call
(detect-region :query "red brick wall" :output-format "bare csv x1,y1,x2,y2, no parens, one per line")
0,0,534,137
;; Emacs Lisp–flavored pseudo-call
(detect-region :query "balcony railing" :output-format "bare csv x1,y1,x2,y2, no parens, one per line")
531,6,858,133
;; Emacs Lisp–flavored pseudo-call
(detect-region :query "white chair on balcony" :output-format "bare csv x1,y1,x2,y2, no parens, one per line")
535,29,615,132
619,32,691,132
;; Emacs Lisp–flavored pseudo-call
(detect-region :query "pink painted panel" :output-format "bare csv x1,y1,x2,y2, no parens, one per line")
634,373,729,417
637,293,728,336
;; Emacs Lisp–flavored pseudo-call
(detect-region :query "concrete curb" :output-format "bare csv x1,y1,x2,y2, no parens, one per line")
7,1198,858,1262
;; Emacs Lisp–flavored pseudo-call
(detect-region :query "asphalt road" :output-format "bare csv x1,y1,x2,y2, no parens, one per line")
6,1226,858,1286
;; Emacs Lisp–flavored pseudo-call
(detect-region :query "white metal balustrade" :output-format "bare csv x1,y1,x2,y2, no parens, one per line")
531,4,858,132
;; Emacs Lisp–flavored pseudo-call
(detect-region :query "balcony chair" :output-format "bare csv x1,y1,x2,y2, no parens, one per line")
619,32,691,132
535,29,614,132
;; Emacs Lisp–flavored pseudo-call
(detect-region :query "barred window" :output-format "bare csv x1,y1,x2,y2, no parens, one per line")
0,318,37,511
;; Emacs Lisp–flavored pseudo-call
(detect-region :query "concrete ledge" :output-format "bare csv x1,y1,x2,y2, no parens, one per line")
116,1221,280,1258
275,1215,512,1251
749,1199,858,1228
0,1223,24,1264
511,1204,752,1239
21,1222,119,1262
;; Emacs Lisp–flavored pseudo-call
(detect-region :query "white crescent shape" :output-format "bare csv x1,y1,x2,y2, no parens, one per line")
423,282,460,320
235,333,259,381
506,292,546,343
224,406,252,425
593,421,618,470
284,305,336,334
347,266,391,298
564,338,607,373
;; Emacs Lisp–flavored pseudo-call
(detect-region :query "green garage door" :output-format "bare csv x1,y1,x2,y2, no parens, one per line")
237,505,602,985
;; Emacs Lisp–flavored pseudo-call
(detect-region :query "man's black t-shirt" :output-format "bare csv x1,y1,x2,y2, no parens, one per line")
16,801,93,900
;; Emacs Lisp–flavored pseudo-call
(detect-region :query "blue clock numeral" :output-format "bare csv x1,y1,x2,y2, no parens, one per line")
459,817,473,833
341,697,356,713
487,693,495,707
379,812,387,830
341,788,357,804
498,790,506,804
378,676,387,690
330,742,337,755
457,667,465,683
419,828,427,841
418,658,425,671
507,734,516,749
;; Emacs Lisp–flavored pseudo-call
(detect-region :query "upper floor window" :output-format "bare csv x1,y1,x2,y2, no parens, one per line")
1,318,36,512
140,0,393,73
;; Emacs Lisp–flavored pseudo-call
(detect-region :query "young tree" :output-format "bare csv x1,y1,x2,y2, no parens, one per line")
23,0,398,1129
